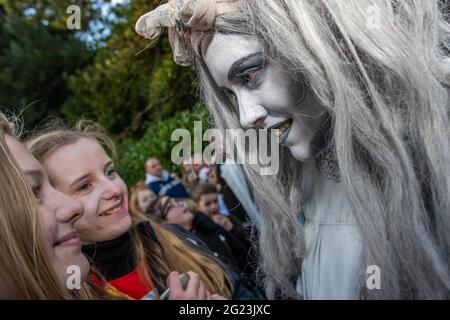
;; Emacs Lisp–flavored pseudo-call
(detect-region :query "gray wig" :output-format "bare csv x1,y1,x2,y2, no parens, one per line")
194,0,450,299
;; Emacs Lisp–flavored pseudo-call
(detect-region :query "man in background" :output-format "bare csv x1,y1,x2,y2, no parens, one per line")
145,157,189,198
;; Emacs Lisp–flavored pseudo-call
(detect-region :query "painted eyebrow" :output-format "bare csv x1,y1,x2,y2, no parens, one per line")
227,52,264,82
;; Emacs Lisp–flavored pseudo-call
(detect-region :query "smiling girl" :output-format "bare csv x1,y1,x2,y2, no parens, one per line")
27,120,230,300
0,112,93,299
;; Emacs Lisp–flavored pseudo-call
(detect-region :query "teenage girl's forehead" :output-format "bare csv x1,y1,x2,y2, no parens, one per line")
44,138,111,182
48,137,109,164
138,189,152,197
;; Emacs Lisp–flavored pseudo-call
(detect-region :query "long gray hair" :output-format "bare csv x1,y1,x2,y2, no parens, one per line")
193,0,450,299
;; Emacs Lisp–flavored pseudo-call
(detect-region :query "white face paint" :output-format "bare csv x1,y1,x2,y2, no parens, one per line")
203,34,328,161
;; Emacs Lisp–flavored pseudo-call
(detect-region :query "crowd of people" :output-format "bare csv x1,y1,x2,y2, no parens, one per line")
0,115,264,300
133,0,450,300
1,0,449,301
135,154,261,284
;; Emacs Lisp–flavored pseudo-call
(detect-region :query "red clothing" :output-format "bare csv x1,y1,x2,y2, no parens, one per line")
90,267,156,300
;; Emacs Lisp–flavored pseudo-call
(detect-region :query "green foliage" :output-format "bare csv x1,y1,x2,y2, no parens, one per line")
0,15,93,130
0,0,208,188
117,106,211,186
62,0,198,139
0,0,110,34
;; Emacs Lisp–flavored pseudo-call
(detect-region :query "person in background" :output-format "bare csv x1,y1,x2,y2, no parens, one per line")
192,153,210,183
145,157,189,198
180,156,199,194
130,181,158,217
206,166,230,216
149,195,265,299
218,160,261,230
151,195,247,274
191,183,259,280
192,183,248,246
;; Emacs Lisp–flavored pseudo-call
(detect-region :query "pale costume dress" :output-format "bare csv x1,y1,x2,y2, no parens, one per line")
296,160,362,299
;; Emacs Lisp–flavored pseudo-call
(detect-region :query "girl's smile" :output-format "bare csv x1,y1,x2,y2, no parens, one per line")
44,137,132,243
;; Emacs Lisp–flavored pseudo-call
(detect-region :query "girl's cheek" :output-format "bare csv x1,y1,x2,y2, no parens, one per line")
118,179,129,208
118,179,128,197
78,195,100,224
37,204,57,250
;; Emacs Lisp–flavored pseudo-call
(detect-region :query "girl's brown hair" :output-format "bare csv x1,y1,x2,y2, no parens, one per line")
27,120,232,298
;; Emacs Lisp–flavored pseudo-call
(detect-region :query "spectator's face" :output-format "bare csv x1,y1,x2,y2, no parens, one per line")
164,199,194,229
193,162,205,173
6,136,89,286
192,154,205,173
44,138,132,243
146,158,163,177
197,193,219,216
208,169,218,186
181,162,192,173
137,189,157,213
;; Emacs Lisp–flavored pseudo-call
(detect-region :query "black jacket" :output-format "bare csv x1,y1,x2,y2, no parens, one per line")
190,212,250,274
162,223,266,300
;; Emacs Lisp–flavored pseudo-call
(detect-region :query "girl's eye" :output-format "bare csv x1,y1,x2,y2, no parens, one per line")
106,167,117,179
77,183,91,192
32,185,43,203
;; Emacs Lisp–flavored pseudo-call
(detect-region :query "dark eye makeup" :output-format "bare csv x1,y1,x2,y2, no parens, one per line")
227,52,266,86
220,52,267,109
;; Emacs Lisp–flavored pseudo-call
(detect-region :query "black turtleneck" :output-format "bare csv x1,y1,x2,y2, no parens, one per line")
82,231,137,281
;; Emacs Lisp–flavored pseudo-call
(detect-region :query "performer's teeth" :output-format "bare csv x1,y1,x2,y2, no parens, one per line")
275,119,292,135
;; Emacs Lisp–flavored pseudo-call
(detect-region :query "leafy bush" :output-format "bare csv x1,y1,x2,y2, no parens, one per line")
0,16,92,130
116,105,211,186
62,0,198,139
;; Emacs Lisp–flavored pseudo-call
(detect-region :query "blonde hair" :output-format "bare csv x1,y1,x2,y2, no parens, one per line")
28,121,232,298
129,180,153,223
0,112,85,299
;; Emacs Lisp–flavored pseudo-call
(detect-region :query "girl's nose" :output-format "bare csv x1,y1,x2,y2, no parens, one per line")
102,180,122,200
55,191,84,224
